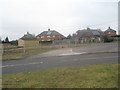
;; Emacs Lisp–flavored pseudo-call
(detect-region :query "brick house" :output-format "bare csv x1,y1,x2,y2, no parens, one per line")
76,28,104,43
36,29,65,45
18,32,39,47
104,27,116,36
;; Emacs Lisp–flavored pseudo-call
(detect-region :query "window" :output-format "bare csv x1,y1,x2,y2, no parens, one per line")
108,32,111,34
47,31,52,35
98,37,101,41
47,39,51,41
41,36,44,38
47,36,51,38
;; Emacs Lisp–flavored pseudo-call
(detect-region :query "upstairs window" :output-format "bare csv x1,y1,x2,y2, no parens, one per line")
47,31,52,35
41,36,44,38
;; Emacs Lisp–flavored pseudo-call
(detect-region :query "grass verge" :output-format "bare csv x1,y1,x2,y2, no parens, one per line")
2,46,57,60
2,63,119,88
3,42,118,60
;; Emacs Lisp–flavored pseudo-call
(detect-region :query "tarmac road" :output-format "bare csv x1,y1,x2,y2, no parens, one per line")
2,53,118,74
2,43,119,74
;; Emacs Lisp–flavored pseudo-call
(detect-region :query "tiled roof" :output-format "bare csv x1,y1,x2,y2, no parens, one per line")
105,27,116,32
77,28,104,37
20,32,36,40
36,29,64,37
91,30,100,35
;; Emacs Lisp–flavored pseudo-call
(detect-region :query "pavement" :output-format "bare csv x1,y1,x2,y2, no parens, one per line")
28,42,118,58
2,42,119,74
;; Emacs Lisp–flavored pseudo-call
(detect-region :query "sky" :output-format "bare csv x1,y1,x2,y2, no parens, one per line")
0,0,119,40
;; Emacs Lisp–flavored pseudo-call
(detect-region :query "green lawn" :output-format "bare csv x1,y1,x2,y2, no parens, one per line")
3,42,118,60
2,63,119,88
1,44,95,60
2,46,57,60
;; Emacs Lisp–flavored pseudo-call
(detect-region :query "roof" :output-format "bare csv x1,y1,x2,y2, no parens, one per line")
36,29,65,37
91,30,100,35
105,27,116,32
20,32,37,40
77,28,104,37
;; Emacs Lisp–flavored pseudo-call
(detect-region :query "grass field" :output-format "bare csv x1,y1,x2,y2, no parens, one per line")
2,63,119,88
2,42,118,61
2,46,57,60
2,42,105,60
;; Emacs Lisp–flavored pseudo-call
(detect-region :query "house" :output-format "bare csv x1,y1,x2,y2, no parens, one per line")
67,33,79,44
76,28,104,43
18,32,39,47
36,29,65,45
104,27,116,36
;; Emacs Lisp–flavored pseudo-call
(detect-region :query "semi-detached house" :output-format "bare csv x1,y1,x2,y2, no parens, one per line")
76,28,104,43
36,29,65,45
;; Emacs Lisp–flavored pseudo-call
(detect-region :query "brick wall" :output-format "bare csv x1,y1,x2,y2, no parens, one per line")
104,32,116,36
37,36,64,41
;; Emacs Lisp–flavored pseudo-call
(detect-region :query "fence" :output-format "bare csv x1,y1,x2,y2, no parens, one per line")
3,41,104,55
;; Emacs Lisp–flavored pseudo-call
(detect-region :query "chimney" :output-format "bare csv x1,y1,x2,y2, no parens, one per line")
108,27,111,29
27,32,29,34
87,27,90,30
48,28,50,31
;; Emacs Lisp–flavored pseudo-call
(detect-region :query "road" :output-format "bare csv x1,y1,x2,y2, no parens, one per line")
2,43,119,74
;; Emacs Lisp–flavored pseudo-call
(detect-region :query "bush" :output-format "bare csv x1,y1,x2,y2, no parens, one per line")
10,40,18,46
103,35,114,43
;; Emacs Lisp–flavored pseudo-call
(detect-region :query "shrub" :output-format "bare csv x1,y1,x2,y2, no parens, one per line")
103,35,114,43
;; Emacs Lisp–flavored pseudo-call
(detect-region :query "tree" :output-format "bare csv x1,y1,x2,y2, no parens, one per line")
2,40,5,43
5,37,9,43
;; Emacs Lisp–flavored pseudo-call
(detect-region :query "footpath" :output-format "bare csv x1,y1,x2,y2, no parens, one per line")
29,42,118,58
72,43,118,54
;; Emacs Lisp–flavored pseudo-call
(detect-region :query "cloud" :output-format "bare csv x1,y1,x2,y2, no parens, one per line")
0,0,118,40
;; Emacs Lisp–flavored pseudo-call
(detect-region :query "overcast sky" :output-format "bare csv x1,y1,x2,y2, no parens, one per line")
0,0,119,40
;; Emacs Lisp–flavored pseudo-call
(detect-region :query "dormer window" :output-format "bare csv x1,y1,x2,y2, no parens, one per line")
47,31,52,35
47,29,52,35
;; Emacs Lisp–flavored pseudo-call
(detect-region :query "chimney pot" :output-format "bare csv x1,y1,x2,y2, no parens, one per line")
87,27,90,30
48,28,50,31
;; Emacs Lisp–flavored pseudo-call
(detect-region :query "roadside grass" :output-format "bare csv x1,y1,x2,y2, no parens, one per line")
2,63,119,88
2,46,57,60
2,42,118,60
2,43,98,60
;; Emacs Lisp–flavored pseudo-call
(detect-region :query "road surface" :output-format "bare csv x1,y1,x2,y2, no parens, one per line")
2,43,119,74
